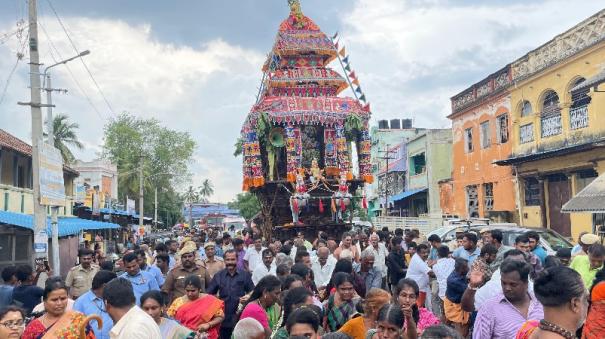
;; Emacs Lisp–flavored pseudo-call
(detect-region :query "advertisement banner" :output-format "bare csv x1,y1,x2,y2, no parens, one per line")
75,185,86,203
126,198,136,215
39,142,65,206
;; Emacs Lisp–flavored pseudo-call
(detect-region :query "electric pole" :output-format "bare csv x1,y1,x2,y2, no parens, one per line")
377,144,396,216
23,0,48,260
45,73,60,273
139,155,144,234
154,186,158,230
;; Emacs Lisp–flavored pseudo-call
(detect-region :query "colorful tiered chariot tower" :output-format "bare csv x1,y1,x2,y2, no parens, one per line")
240,0,373,239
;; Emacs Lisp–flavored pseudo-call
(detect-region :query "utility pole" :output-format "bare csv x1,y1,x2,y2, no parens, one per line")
45,73,60,274
377,144,396,216
154,187,158,230
22,0,48,260
138,155,144,235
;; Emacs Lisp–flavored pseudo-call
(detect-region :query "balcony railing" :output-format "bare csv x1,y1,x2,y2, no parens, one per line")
569,105,589,130
520,123,534,144
541,112,562,138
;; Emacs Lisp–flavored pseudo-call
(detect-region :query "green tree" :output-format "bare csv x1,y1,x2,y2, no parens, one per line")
228,192,261,221
183,185,199,227
102,113,196,227
198,179,214,202
45,114,83,164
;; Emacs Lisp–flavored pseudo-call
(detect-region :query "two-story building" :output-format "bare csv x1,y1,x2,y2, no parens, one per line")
496,9,605,239
392,129,452,217
0,129,119,275
368,119,424,216
443,67,517,222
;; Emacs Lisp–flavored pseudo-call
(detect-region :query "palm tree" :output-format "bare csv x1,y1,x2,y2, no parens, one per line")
198,179,214,202
183,185,199,227
45,114,84,164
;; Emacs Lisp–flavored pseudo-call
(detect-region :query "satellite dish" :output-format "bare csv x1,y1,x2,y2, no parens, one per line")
268,128,285,147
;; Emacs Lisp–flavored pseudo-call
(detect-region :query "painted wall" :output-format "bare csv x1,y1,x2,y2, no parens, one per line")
509,42,605,239
406,130,453,215
448,94,517,219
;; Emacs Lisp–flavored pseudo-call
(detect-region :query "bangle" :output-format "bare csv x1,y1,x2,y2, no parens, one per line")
468,285,480,291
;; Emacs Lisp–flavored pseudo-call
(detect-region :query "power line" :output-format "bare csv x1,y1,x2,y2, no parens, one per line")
38,19,108,122
0,30,28,107
45,0,116,116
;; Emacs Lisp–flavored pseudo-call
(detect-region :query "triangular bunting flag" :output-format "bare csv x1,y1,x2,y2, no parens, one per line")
359,94,366,102
342,56,349,64
349,71,356,80
344,64,351,72
334,41,339,50
339,47,346,57
356,86,363,94
363,103,371,111
332,31,339,40
352,78,360,86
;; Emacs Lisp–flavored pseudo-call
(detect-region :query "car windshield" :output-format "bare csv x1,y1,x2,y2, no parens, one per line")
428,227,452,239
539,230,573,250
501,230,572,250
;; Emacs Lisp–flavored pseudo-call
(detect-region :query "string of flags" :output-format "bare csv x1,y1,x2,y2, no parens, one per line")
331,31,369,108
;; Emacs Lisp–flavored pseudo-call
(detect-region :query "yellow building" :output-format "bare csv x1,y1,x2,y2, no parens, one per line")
496,9,605,241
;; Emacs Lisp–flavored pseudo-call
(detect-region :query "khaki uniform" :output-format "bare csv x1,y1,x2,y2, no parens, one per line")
202,257,225,279
161,264,211,302
65,264,99,298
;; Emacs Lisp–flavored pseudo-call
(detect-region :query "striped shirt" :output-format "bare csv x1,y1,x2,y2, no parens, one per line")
472,292,544,339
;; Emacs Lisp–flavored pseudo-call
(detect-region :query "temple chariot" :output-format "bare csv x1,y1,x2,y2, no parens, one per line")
239,0,373,240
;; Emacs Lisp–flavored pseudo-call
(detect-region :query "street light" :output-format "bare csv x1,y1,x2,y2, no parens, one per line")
42,49,90,276
43,50,90,140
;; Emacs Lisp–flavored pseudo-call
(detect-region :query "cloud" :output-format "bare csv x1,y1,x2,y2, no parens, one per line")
0,16,264,202
336,0,604,127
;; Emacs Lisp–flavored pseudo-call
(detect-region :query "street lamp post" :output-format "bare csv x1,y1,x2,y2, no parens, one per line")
43,50,90,274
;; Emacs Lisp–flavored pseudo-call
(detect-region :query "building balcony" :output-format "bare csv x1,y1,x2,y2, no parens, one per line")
569,105,589,130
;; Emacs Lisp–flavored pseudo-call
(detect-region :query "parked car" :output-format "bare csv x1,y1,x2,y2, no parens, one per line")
428,225,573,255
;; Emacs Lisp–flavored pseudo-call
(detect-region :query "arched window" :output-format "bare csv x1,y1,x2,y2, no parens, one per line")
570,77,590,129
521,101,532,117
541,90,562,137
542,90,560,114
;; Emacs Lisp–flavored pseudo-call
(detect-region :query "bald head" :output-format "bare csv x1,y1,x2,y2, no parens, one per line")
233,318,264,339
317,247,330,266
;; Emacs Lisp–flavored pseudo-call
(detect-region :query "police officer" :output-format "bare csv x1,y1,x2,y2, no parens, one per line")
161,241,211,303
65,248,99,299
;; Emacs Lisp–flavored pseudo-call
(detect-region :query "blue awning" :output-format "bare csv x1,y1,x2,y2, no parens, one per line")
388,188,427,204
0,210,121,237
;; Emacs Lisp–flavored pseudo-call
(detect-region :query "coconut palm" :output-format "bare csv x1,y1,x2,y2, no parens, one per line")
183,185,199,227
45,114,84,164
198,179,214,202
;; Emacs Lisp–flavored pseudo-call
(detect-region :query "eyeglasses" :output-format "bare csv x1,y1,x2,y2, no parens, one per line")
0,320,25,329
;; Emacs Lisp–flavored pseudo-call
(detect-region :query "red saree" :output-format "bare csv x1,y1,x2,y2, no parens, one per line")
174,294,224,339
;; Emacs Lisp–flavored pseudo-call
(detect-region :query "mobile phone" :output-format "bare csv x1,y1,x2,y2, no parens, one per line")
43,260,50,271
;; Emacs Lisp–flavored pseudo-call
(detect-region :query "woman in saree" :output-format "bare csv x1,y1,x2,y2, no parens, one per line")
339,288,391,339
323,272,362,332
273,287,315,339
22,277,96,339
240,275,282,338
515,266,587,339
141,290,195,339
167,275,224,339
583,268,605,338
395,278,440,337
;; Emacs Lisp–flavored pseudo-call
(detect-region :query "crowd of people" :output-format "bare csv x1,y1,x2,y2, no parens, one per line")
0,225,604,339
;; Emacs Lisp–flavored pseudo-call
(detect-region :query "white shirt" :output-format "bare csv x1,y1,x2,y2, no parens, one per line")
252,263,277,285
366,243,389,278
243,247,266,272
312,256,337,288
432,257,455,298
110,305,161,339
406,253,431,293
474,269,535,310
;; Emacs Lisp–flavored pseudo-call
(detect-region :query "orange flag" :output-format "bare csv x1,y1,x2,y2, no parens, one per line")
339,47,346,58
352,78,360,86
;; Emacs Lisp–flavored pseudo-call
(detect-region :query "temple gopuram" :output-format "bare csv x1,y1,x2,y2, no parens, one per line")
240,0,373,240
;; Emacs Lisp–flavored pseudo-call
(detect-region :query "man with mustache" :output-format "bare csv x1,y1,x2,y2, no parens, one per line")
207,249,254,339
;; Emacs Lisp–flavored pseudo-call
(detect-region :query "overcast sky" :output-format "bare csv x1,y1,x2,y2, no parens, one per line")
0,0,602,202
